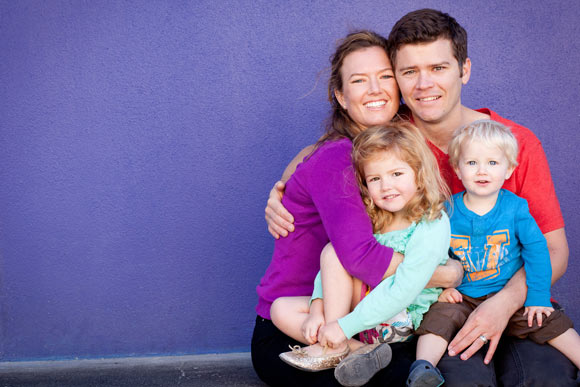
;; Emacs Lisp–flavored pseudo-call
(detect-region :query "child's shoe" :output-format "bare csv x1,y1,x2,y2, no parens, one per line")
406,360,444,387
279,344,349,372
334,342,392,386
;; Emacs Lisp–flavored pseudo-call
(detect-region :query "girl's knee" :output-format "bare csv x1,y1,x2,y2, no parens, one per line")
320,243,338,264
270,298,286,327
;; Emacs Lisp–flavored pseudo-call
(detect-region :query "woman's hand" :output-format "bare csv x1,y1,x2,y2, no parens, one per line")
524,306,554,327
318,320,347,349
438,288,463,303
265,181,294,238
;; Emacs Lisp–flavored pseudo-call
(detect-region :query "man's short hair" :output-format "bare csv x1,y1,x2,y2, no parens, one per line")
388,9,468,73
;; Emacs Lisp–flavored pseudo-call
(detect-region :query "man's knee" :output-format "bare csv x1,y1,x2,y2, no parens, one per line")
495,337,577,386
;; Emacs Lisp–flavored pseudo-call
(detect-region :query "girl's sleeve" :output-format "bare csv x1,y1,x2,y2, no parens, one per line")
310,271,323,304
514,198,552,307
337,213,450,339
306,142,393,288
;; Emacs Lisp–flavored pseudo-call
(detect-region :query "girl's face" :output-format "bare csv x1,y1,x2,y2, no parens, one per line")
334,46,400,131
364,150,417,216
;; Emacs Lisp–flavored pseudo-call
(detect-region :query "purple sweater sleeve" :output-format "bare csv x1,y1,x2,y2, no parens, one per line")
305,139,393,287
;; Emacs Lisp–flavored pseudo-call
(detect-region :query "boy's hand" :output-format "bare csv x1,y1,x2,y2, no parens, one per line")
524,305,554,327
301,312,325,345
438,288,463,303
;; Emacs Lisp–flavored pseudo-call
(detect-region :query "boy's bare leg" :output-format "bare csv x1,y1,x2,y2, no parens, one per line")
548,328,580,368
416,333,448,366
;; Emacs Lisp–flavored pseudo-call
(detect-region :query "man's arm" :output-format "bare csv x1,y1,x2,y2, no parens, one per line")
425,259,463,288
545,228,569,284
447,227,568,364
265,145,314,238
280,145,315,183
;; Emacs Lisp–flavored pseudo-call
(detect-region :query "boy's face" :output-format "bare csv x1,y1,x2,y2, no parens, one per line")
393,38,471,127
454,140,515,200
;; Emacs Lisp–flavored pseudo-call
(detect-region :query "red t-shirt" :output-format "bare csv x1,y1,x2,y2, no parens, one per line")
425,108,564,234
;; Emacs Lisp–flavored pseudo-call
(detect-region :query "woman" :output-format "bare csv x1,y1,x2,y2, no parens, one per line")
252,30,461,387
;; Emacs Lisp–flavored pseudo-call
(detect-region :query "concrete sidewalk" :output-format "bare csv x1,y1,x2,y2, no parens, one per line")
0,352,266,387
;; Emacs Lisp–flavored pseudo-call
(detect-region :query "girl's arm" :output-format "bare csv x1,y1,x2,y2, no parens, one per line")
310,250,404,302
336,213,451,339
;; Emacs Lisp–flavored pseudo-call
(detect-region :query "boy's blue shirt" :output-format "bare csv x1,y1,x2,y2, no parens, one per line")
447,189,552,307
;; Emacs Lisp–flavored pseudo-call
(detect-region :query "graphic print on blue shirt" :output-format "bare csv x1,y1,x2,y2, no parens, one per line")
450,229,511,283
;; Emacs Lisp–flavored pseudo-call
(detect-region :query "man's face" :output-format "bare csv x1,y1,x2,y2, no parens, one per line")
393,38,471,127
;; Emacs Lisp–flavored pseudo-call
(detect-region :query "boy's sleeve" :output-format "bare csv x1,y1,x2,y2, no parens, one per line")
515,199,552,307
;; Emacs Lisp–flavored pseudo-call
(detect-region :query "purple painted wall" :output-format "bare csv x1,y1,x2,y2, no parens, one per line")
0,1,578,361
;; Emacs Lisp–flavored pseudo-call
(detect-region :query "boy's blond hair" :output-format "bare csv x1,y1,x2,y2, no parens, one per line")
448,119,519,169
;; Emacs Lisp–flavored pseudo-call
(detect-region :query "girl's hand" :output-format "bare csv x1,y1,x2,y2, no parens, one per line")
438,288,463,303
318,320,347,349
301,312,325,345
524,306,554,327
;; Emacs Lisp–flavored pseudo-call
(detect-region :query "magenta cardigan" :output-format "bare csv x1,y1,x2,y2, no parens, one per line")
256,138,394,319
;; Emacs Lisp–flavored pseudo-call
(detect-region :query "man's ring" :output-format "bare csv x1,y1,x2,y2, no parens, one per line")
479,335,488,344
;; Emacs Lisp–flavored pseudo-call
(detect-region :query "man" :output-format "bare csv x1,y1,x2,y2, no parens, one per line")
266,9,577,385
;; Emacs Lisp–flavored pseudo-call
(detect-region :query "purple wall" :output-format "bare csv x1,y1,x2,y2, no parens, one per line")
0,1,578,361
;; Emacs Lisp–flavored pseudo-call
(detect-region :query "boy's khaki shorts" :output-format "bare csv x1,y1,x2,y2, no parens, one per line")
415,293,573,344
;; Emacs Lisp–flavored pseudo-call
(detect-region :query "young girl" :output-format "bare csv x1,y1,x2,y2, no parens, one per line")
270,122,452,386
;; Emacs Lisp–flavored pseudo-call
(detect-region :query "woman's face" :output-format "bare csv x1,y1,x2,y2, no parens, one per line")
335,46,400,131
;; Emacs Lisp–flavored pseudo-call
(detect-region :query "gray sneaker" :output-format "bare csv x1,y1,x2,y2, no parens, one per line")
334,343,392,386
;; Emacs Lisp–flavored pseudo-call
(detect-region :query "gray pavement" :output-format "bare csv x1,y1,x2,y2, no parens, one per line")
0,352,266,387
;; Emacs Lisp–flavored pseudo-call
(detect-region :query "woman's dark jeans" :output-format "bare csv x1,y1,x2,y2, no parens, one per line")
251,316,578,386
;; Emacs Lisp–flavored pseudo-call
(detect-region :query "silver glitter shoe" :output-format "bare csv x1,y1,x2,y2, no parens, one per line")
279,345,350,372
